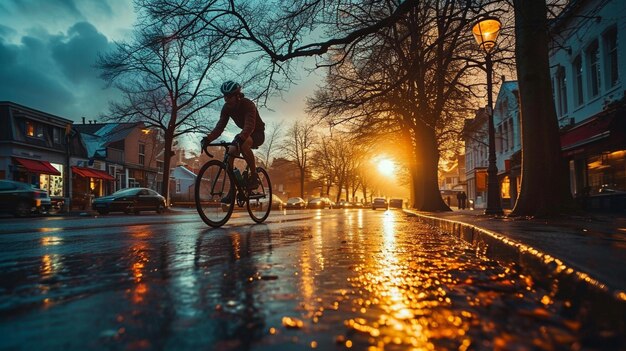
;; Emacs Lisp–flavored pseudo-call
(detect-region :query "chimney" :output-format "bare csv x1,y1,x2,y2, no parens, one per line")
501,75,506,83
82,117,86,124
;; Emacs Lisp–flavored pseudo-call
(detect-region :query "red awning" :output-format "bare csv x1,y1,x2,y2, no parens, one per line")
560,115,613,151
72,166,115,180
13,157,61,176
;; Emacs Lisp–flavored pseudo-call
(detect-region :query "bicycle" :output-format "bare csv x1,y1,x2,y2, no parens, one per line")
195,141,272,227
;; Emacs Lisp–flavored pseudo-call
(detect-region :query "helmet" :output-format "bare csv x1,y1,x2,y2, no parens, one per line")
220,81,241,96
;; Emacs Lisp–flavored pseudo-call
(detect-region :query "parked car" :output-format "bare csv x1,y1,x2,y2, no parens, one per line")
285,197,306,209
307,197,332,209
389,198,403,209
0,179,51,217
248,194,284,211
372,197,388,210
92,187,166,215
336,200,351,208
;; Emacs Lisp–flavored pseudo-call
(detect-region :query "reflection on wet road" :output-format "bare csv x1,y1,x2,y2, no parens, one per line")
0,209,622,350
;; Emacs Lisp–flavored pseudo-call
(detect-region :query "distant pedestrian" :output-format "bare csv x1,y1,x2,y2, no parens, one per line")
460,191,467,209
456,192,462,209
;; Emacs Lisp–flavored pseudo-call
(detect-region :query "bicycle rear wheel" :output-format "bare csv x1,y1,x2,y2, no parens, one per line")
247,167,272,223
195,160,235,227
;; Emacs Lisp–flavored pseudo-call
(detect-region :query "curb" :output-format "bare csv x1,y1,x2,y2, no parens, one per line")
403,209,626,333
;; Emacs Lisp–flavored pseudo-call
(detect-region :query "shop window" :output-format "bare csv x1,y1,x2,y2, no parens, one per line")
501,176,511,199
586,40,601,98
586,150,626,194
39,164,63,197
603,27,619,89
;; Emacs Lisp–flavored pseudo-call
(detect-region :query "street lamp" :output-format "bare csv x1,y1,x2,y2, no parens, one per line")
472,17,503,215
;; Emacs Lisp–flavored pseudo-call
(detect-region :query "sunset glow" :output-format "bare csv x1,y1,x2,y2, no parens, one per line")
378,159,395,176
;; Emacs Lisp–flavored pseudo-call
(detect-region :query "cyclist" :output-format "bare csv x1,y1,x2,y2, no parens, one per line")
203,81,266,191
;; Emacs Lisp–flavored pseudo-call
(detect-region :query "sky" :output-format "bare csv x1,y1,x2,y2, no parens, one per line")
0,0,318,128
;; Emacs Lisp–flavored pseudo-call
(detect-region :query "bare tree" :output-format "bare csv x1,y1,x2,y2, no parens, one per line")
97,10,235,203
280,120,317,198
305,1,506,211
258,121,283,168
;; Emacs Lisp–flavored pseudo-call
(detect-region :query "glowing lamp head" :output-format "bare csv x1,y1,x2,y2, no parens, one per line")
472,17,501,53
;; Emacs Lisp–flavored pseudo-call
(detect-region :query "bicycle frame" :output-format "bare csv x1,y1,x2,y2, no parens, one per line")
203,142,250,204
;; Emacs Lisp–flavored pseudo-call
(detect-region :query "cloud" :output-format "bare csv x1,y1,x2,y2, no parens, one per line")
0,19,119,121
0,38,76,112
51,22,110,84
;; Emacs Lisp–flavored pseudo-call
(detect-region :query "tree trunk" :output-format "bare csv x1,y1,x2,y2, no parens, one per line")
161,127,175,206
299,167,305,198
511,0,575,217
412,124,450,211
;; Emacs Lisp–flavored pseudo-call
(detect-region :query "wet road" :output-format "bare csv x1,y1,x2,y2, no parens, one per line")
0,209,623,350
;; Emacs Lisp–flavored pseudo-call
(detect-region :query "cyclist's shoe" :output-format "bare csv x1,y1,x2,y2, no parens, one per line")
247,175,260,191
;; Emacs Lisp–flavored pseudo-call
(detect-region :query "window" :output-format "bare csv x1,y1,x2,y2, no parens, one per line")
573,55,584,106
36,125,44,138
501,176,511,199
603,27,618,89
53,128,61,144
508,119,514,150
26,121,35,137
556,66,568,116
176,179,181,193
586,40,601,97
157,161,163,173
139,143,145,166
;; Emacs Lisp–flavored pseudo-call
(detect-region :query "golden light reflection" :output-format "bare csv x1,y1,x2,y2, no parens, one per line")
129,240,150,304
40,254,62,277
231,233,241,260
342,219,471,350
41,236,63,246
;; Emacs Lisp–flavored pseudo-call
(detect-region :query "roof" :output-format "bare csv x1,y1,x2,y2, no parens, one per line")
74,122,143,158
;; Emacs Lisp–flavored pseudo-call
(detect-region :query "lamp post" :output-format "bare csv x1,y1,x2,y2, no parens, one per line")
472,17,503,215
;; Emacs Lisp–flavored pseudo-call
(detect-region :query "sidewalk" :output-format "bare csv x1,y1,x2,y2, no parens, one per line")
404,208,626,301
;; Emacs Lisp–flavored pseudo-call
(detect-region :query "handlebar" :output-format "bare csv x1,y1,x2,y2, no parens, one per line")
201,140,236,158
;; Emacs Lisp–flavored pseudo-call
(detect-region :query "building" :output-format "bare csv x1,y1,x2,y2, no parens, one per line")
169,165,197,205
549,0,626,210
463,108,488,209
464,80,522,210
492,81,522,209
72,121,164,208
0,102,71,205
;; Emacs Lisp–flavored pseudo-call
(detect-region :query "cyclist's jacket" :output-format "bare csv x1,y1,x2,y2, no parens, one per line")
208,97,265,141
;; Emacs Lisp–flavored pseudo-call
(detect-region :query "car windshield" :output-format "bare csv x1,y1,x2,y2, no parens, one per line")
287,197,302,203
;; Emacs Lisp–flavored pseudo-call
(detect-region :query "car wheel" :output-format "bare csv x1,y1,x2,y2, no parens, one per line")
156,203,165,214
15,201,31,217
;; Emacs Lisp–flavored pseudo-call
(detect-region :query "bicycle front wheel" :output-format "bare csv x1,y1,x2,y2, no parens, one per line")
247,167,272,223
195,160,235,227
